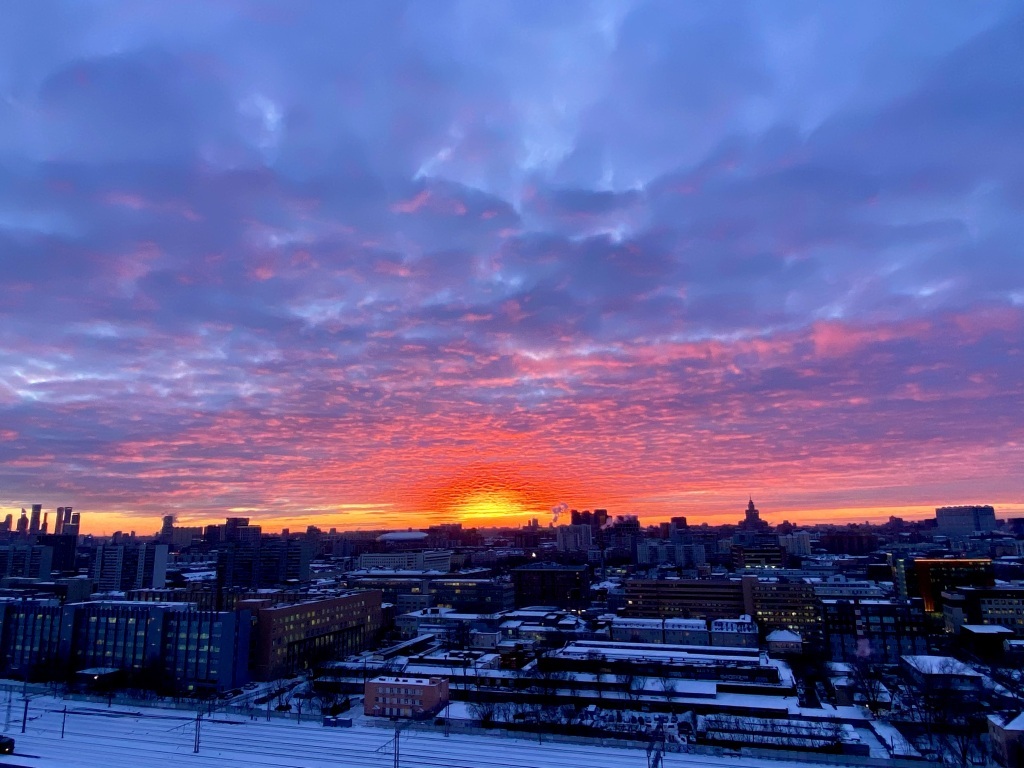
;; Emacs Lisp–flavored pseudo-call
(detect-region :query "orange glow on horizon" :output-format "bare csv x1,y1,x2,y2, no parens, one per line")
56,500,1024,537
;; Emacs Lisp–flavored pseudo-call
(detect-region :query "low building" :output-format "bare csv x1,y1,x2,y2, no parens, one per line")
710,616,759,648
358,550,452,572
988,712,1024,767
609,617,709,645
364,675,449,718
623,577,755,620
900,655,984,691
766,629,803,655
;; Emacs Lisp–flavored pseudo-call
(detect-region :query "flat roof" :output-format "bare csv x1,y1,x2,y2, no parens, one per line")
368,676,440,685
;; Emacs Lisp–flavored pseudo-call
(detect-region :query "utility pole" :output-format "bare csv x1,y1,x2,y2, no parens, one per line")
393,722,400,768
61,706,67,738
193,711,201,753
21,697,28,733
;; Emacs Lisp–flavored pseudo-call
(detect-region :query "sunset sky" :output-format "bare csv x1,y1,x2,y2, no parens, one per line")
1,1,1023,535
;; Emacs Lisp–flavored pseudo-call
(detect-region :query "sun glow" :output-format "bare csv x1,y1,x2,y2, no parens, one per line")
452,488,536,523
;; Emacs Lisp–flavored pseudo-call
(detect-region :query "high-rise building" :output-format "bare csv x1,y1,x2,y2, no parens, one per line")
54,508,64,535
556,524,592,553
511,563,591,609
0,543,54,578
822,597,928,662
93,543,168,591
895,557,994,614
29,504,42,536
935,505,997,536
16,510,28,535
751,578,823,641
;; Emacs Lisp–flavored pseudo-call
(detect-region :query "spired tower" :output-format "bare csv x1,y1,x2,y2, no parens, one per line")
738,497,770,533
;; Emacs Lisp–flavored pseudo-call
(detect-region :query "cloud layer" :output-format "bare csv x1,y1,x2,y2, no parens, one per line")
1,1,1022,532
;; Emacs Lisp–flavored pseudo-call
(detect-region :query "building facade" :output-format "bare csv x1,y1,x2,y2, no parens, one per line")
364,675,449,718
244,591,383,679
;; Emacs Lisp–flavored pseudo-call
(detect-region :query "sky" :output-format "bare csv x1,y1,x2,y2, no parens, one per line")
1,1,1023,535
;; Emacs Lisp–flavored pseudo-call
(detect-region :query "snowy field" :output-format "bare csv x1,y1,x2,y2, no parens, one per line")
0,698,862,768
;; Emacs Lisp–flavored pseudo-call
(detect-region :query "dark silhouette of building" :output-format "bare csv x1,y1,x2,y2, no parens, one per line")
624,577,755,620
215,538,311,604
896,557,994,614
935,505,997,535
92,543,168,591
738,498,771,533
28,504,42,536
511,563,590,609
38,534,78,574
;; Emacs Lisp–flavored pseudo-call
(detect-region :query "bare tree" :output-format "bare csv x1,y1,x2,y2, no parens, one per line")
848,657,889,714
467,699,497,726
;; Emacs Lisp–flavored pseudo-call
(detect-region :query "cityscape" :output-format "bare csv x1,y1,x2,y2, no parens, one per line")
2,1,1024,768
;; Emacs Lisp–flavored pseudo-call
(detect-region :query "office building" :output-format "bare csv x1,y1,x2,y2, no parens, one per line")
935,505,997,536
943,585,1024,636
215,539,311,597
93,543,168,591
752,579,822,640
59,600,250,692
358,550,452,572
427,577,514,613
0,544,53,579
623,577,755,620
242,591,383,679
0,598,64,677
511,563,590,609
556,524,593,554
896,557,994,614
822,598,928,662
29,504,42,536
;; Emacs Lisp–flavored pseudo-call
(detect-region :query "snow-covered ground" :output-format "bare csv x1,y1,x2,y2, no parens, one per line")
0,697,875,768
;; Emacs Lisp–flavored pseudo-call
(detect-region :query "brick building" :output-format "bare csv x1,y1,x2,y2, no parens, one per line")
364,675,449,718
243,591,383,679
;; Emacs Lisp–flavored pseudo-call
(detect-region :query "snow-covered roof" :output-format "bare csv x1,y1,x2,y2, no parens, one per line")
901,655,981,677
962,624,1013,634
767,629,802,642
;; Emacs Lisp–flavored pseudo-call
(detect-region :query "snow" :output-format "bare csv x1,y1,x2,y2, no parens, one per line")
868,721,920,757
961,624,1013,634
765,630,801,642
900,655,981,677
0,696,879,768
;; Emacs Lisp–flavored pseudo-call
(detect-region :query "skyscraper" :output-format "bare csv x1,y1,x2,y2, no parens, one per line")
29,504,42,535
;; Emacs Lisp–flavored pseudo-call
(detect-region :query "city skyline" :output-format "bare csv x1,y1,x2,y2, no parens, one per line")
2,2,1023,534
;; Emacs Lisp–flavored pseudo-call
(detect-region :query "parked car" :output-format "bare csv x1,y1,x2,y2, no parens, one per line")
0,735,15,754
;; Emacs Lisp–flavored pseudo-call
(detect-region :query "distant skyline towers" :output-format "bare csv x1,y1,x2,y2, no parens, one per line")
29,503,41,535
